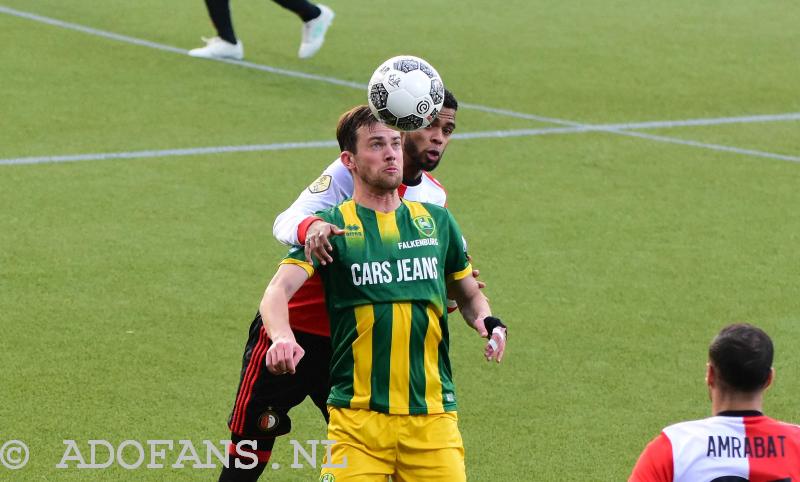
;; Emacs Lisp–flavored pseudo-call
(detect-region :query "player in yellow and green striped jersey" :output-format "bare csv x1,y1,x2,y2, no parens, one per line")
284,197,469,415
258,105,507,481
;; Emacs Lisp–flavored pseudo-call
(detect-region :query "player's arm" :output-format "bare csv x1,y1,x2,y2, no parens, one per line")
443,208,506,362
259,263,312,375
447,273,507,362
272,160,352,246
628,433,673,482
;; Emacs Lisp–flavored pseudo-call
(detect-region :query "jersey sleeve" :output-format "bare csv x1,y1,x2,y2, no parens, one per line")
629,433,674,482
279,245,316,277
443,210,472,282
272,158,353,246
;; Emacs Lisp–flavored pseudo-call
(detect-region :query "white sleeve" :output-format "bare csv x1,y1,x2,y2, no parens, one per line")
272,158,354,246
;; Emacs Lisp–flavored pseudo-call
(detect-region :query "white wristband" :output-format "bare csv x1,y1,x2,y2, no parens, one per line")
492,327,506,341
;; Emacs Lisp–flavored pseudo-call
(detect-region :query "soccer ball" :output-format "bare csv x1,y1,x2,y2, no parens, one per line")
367,55,445,131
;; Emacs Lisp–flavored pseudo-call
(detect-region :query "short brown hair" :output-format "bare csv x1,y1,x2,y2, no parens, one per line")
709,323,773,392
336,105,380,153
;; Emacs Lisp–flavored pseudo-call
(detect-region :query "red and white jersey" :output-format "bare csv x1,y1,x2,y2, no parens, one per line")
630,412,800,482
271,157,448,336
272,158,447,245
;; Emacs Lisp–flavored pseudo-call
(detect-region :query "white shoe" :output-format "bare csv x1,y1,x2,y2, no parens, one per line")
188,37,244,60
298,4,334,59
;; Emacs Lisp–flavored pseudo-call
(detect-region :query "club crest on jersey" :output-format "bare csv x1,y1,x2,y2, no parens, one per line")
308,174,332,193
412,215,436,238
257,410,280,433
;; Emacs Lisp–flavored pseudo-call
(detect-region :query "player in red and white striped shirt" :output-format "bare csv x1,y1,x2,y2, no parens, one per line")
630,323,800,482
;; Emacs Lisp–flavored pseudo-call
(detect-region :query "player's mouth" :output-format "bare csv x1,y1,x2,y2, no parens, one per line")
425,149,441,162
385,166,400,174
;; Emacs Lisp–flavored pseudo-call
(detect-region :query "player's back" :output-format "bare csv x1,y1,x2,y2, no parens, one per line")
664,413,800,481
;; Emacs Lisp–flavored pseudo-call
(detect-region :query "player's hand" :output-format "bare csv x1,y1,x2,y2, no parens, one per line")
305,221,345,266
265,338,305,375
485,328,507,363
467,255,486,290
479,316,507,363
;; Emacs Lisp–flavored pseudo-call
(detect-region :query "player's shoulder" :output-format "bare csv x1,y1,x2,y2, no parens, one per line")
423,172,446,190
402,173,448,206
764,416,800,434
324,156,350,176
661,416,719,439
314,199,350,221
402,198,449,217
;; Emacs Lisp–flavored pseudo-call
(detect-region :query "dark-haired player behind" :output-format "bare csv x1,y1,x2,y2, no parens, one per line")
630,323,800,481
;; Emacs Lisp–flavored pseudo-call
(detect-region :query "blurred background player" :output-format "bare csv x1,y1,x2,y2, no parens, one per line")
629,323,800,481
219,92,468,481
262,105,507,480
189,0,334,60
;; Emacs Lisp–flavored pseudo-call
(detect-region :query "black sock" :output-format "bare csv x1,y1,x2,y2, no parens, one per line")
218,462,267,482
273,0,321,22
217,435,275,482
205,0,238,44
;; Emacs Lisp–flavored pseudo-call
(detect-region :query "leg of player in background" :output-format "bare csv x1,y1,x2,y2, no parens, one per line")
272,0,321,22
205,0,237,44
218,316,332,481
272,0,334,58
189,0,244,59
218,434,272,482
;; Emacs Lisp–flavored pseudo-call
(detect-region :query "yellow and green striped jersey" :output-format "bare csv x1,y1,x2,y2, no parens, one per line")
283,199,471,414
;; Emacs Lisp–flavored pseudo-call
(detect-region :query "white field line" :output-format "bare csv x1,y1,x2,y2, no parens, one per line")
4,114,799,165
0,141,338,166
1,5,798,165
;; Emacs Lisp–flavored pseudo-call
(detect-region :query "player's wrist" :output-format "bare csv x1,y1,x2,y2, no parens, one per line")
269,329,297,344
483,316,507,339
297,216,324,245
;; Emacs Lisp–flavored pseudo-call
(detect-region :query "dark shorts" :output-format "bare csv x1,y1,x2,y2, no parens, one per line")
226,313,331,439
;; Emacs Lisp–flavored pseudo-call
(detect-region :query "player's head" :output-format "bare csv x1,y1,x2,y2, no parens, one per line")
337,105,402,191
402,89,458,180
707,323,774,394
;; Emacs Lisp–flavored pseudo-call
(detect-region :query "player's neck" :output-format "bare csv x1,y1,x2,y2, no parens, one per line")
402,167,423,186
711,390,764,416
353,185,401,213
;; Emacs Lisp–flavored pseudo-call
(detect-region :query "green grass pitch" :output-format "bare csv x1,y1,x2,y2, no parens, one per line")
1,0,799,480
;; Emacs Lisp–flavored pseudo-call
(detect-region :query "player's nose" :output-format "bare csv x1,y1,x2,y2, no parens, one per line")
384,143,400,159
429,128,444,145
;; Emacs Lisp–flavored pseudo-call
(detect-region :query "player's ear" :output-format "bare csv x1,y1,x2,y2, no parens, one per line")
764,367,775,390
341,151,356,170
705,362,714,388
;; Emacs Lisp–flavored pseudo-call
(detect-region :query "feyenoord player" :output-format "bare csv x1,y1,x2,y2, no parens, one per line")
219,93,470,481
630,323,800,481
262,105,507,480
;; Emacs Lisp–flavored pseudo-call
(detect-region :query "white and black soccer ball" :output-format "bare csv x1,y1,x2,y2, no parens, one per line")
367,55,445,131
